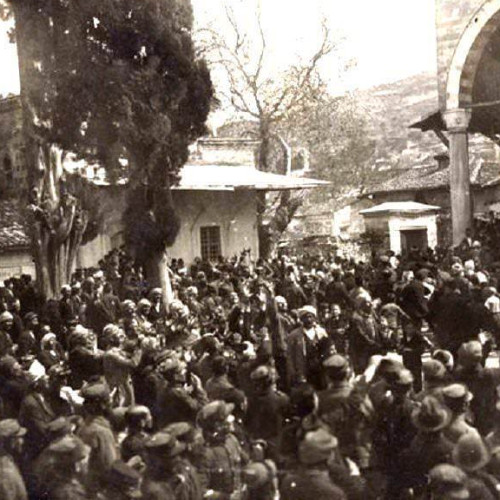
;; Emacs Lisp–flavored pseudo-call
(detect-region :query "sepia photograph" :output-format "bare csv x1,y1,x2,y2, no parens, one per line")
0,0,499,498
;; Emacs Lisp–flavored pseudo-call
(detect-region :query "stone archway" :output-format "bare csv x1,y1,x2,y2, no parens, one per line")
446,0,500,109
444,0,500,245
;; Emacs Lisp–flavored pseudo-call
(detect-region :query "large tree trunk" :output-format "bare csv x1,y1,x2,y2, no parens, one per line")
144,250,173,313
257,132,301,260
26,144,88,299
256,119,272,258
13,1,87,299
266,191,302,257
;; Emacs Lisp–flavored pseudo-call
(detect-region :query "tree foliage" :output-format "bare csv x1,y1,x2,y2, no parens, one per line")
7,0,212,296
280,93,377,202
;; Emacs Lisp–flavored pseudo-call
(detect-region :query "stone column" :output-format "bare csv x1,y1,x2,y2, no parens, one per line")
443,108,472,246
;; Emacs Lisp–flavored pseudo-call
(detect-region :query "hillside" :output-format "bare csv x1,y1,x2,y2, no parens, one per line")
354,71,444,174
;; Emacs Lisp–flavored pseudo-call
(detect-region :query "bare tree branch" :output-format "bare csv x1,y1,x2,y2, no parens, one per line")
254,4,266,85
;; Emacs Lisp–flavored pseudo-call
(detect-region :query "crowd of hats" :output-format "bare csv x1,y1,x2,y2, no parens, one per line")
0,240,498,498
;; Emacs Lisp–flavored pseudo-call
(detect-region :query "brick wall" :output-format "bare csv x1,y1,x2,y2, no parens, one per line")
435,0,485,107
0,97,28,197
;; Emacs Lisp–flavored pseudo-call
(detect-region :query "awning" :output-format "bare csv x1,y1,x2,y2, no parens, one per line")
410,108,500,136
173,164,329,191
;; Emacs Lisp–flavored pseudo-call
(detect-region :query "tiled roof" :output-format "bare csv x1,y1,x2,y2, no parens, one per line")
0,200,29,250
366,161,499,195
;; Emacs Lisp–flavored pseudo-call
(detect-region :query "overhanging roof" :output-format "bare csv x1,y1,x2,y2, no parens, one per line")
410,111,445,132
360,201,440,216
173,164,329,191
410,108,500,136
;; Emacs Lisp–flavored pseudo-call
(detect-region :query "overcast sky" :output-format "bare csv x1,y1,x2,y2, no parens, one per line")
192,0,437,92
0,0,437,97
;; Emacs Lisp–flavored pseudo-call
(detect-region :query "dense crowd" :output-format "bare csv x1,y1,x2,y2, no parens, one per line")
1,236,500,499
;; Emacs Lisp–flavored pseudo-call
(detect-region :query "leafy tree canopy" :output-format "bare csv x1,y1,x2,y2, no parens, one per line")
5,0,212,295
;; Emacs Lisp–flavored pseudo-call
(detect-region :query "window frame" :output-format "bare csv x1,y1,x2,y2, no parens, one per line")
200,225,222,261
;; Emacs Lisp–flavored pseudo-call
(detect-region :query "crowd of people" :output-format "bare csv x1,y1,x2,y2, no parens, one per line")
1,236,500,499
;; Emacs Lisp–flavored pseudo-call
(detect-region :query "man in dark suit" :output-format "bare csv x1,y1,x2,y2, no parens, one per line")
288,306,332,389
399,269,432,390
349,297,382,374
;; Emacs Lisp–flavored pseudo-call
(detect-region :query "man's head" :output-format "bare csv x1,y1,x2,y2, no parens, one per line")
390,368,414,398
229,292,239,306
24,312,38,329
149,288,162,303
331,304,341,318
290,384,318,418
81,383,111,415
298,428,338,467
137,298,151,316
0,419,26,456
358,297,372,314
47,435,90,477
323,354,350,383
121,300,136,317
415,268,430,282
0,311,13,332
107,460,142,498
211,356,228,377
442,384,473,415
145,432,186,470
47,364,70,393
250,365,273,390
275,296,287,312
457,341,483,369
0,355,23,379
299,306,317,328
158,357,187,385
126,405,152,431
197,401,235,439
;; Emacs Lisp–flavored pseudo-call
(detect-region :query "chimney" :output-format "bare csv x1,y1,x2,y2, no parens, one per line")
299,148,310,173
276,135,292,175
434,153,450,170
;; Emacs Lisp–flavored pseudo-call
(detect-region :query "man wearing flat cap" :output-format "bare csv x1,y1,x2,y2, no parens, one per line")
78,383,120,494
121,405,152,463
373,368,419,495
281,428,347,499
31,416,75,496
396,396,454,497
38,435,90,499
197,401,248,499
245,364,289,458
441,384,477,445
19,369,60,462
288,305,332,389
455,340,498,434
0,419,28,500
100,460,143,500
142,432,201,500
153,356,207,429
319,354,373,469
428,464,470,500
